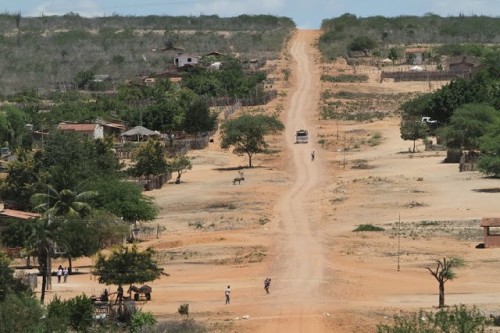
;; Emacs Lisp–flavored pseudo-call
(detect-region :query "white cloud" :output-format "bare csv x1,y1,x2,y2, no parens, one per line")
28,0,104,17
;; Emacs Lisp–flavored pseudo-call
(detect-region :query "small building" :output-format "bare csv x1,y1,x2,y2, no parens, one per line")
95,118,126,138
121,126,161,142
448,56,477,74
174,53,199,67
480,217,500,248
404,47,429,65
57,122,104,140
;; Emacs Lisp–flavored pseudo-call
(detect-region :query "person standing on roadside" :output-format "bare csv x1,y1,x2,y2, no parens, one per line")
264,278,271,294
57,266,63,283
63,267,69,283
225,285,231,305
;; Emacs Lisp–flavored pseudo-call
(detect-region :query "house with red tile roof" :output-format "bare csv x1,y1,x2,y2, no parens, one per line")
57,122,104,140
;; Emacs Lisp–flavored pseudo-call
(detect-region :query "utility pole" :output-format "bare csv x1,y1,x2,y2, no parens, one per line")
397,212,401,271
343,131,347,169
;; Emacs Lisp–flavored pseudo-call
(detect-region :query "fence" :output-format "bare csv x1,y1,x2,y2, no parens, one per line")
381,70,471,82
132,224,162,241
141,173,171,191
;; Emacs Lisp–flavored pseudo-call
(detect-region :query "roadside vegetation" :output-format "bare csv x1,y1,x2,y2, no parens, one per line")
319,14,500,60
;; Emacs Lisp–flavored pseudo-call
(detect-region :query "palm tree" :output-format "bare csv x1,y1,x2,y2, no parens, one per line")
28,217,62,303
30,186,98,283
31,186,97,218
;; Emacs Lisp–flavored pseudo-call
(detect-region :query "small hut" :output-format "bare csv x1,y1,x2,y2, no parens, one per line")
480,217,500,248
121,126,160,142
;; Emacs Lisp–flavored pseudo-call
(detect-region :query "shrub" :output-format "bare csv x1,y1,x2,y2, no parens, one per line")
130,310,157,333
65,294,94,332
377,304,490,333
353,224,385,232
0,293,44,333
178,303,189,317
321,74,369,83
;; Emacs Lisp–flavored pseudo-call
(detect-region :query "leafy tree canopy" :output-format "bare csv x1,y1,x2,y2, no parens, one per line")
130,139,168,179
440,103,498,150
85,177,158,223
400,119,428,153
92,245,164,287
0,148,47,210
220,113,284,167
167,155,193,184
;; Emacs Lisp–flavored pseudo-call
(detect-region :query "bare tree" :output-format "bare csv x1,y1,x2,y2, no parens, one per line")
426,257,465,308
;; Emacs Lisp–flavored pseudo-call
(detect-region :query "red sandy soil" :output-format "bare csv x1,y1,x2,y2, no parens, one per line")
24,30,500,332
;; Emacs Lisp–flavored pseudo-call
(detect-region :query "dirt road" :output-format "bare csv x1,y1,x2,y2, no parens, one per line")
254,30,331,332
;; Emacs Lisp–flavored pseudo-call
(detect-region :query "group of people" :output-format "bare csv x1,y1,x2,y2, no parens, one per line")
224,277,272,305
99,285,124,304
56,265,69,283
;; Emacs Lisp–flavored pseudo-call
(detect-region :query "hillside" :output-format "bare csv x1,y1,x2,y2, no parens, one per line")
0,14,294,95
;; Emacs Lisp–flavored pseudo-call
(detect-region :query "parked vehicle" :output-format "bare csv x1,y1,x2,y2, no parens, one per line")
421,117,439,130
295,129,309,143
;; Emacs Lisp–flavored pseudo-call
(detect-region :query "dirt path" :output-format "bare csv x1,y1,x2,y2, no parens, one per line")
254,30,331,332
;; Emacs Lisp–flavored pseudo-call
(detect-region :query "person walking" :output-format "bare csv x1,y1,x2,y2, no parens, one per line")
311,150,315,161
57,266,63,283
116,285,124,304
63,267,69,283
225,285,231,305
264,278,271,294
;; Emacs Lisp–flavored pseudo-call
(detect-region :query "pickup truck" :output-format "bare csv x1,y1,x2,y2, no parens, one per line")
295,129,308,143
421,117,439,130
421,117,437,124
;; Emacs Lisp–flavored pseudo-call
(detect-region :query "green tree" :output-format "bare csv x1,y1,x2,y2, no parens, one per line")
426,257,465,308
92,245,164,297
348,36,377,55
220,113,284,167
388,47,400,63
66,294,94,331
0,219,39,267
440,104,497,151
183,98,218,135
31,186,97,218
400,119,428,153
0,251,31,301
0,293,45,333
167,155,193,184
29,217,63,303
40,132,121,191
131,139,168,180
478,119,500,177
0,148,46,210
86,177,158,224
45,294,94,332
75,68,95,89
0,105,30,150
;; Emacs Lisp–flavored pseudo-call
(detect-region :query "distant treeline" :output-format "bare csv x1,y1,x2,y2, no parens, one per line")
0,13,295,95
319,13,500,60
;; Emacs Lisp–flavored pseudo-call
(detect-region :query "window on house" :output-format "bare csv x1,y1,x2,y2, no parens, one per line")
488,227,500,236
187,58,192,63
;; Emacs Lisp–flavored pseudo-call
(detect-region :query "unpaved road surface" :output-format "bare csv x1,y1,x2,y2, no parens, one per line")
255,29,329,332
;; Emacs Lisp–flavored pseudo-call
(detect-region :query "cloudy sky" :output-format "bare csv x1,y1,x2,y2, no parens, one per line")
1,0,499,28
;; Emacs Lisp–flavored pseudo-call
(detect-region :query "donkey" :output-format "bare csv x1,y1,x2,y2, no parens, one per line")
233,170,245,185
